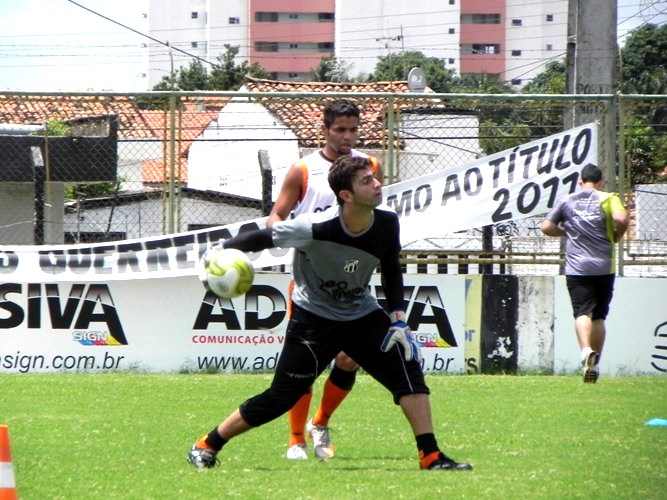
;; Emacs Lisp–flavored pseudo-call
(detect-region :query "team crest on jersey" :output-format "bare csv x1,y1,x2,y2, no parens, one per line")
343,259,359,273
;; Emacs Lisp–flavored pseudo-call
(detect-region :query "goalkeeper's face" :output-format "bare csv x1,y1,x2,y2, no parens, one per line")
347,167,383,208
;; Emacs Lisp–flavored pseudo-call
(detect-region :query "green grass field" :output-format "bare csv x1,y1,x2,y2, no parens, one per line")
3,373,666,499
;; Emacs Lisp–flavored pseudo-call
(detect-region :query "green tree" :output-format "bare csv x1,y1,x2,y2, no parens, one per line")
153,59,209,91
624,116,667,185
621,24,667,94
209,45,269,90
367,51,457,92
310,57,353,82
521,60,566,94
452,73,514,94
619,25,667,185
152,45,268,91
448,74,515,152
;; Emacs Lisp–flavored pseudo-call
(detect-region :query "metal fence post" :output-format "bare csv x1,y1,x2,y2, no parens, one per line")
258,149,273,216
30,145,45,245
167,91,177,234
617,95,626,277
386,95,396,183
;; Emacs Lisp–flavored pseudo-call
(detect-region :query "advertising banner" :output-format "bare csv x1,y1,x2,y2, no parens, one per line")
0,274,466,374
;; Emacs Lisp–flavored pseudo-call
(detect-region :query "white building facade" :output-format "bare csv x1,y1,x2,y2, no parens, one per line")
147,0,568,88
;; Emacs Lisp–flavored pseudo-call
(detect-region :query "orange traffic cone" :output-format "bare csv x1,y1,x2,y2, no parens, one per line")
0,425,17,500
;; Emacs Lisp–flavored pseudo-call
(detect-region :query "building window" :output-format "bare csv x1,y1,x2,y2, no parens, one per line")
289,43,299,49
288,72,299,78
546,14,554,22
462,43,500,55
512,19,522,26
229,17,239,24
255,12,278,22
461,14,501,24
448,58,455,64
449,28,455,34
255,42,279,52
288,13,299,20
191,12,198,19
511,50,522,56
191,41,198,48
546,44,553,51
449,0,455,4
318,42,334,52
318,12,334,21
511,79,522,85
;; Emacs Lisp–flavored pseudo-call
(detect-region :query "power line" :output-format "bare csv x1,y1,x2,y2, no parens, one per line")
66,0,220,70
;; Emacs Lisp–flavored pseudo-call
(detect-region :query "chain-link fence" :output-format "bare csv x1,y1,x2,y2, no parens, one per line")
1,90,665,276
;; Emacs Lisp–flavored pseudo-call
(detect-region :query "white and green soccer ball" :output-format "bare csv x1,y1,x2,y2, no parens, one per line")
199,247,254,298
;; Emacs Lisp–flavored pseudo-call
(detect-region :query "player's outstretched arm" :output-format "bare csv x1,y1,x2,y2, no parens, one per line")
267,163,305,228
223,229,275,253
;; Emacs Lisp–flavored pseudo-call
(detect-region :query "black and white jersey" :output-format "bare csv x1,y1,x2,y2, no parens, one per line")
271,205,403,321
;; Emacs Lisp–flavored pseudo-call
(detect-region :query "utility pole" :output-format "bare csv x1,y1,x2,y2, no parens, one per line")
376,33,404,88
565,0,618,188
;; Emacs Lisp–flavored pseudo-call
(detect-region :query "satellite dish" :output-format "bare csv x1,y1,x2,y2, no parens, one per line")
407,67,427,92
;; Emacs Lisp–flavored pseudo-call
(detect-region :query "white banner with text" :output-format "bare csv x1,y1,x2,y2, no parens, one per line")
0,123,597,282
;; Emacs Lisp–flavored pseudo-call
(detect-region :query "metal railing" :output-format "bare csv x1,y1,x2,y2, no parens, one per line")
0,90,665,276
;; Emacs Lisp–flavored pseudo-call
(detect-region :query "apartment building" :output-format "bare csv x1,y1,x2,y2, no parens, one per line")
147,0,567,88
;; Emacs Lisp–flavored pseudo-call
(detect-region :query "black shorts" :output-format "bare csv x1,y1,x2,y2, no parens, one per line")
566,274,615,320
239,305,429,427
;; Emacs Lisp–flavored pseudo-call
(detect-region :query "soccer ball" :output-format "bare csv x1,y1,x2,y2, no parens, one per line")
200,247,254,298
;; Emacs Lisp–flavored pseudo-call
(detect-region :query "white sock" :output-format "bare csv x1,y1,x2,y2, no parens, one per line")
581,346,593,362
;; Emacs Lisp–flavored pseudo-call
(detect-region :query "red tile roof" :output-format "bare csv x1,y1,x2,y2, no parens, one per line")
244,78,417,149
1,81,440,183
0,94,222,184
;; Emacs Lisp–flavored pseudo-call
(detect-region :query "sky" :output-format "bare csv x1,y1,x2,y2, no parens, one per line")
0,0,665,92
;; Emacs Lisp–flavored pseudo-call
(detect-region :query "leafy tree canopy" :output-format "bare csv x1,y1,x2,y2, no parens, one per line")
521,60,566,94
367,51,457,92
152,45,268,91
452,73,514,94
621,24,667,94
310,57,353,82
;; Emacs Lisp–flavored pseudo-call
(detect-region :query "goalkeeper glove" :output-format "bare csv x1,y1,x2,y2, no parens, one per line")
381,311,423,363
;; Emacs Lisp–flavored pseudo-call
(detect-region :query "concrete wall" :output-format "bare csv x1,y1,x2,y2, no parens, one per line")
466,275,667,376
0,182,64,245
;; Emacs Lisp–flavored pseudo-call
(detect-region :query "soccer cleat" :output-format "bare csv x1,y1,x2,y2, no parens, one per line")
306,419,335,459
286,443,308,460
187,442,220,469
583,351,600,384
421,452,473,471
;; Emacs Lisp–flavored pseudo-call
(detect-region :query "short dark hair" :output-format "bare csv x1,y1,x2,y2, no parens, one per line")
323,99,360,128
580,163,603,183
328,156,371,205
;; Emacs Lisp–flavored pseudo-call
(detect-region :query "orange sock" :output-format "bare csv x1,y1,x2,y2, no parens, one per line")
313,378,351,426
288,390,313,446
195,435,210,449
419,450,440,469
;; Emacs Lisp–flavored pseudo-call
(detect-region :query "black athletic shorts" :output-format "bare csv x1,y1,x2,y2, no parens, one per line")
240,304,430,428
566,274,615,320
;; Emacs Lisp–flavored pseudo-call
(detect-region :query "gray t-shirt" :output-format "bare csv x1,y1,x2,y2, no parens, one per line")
545,188,620,275
271,205,403,321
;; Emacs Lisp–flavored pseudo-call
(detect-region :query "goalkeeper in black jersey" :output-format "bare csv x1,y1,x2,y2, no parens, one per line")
187,155,472,471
